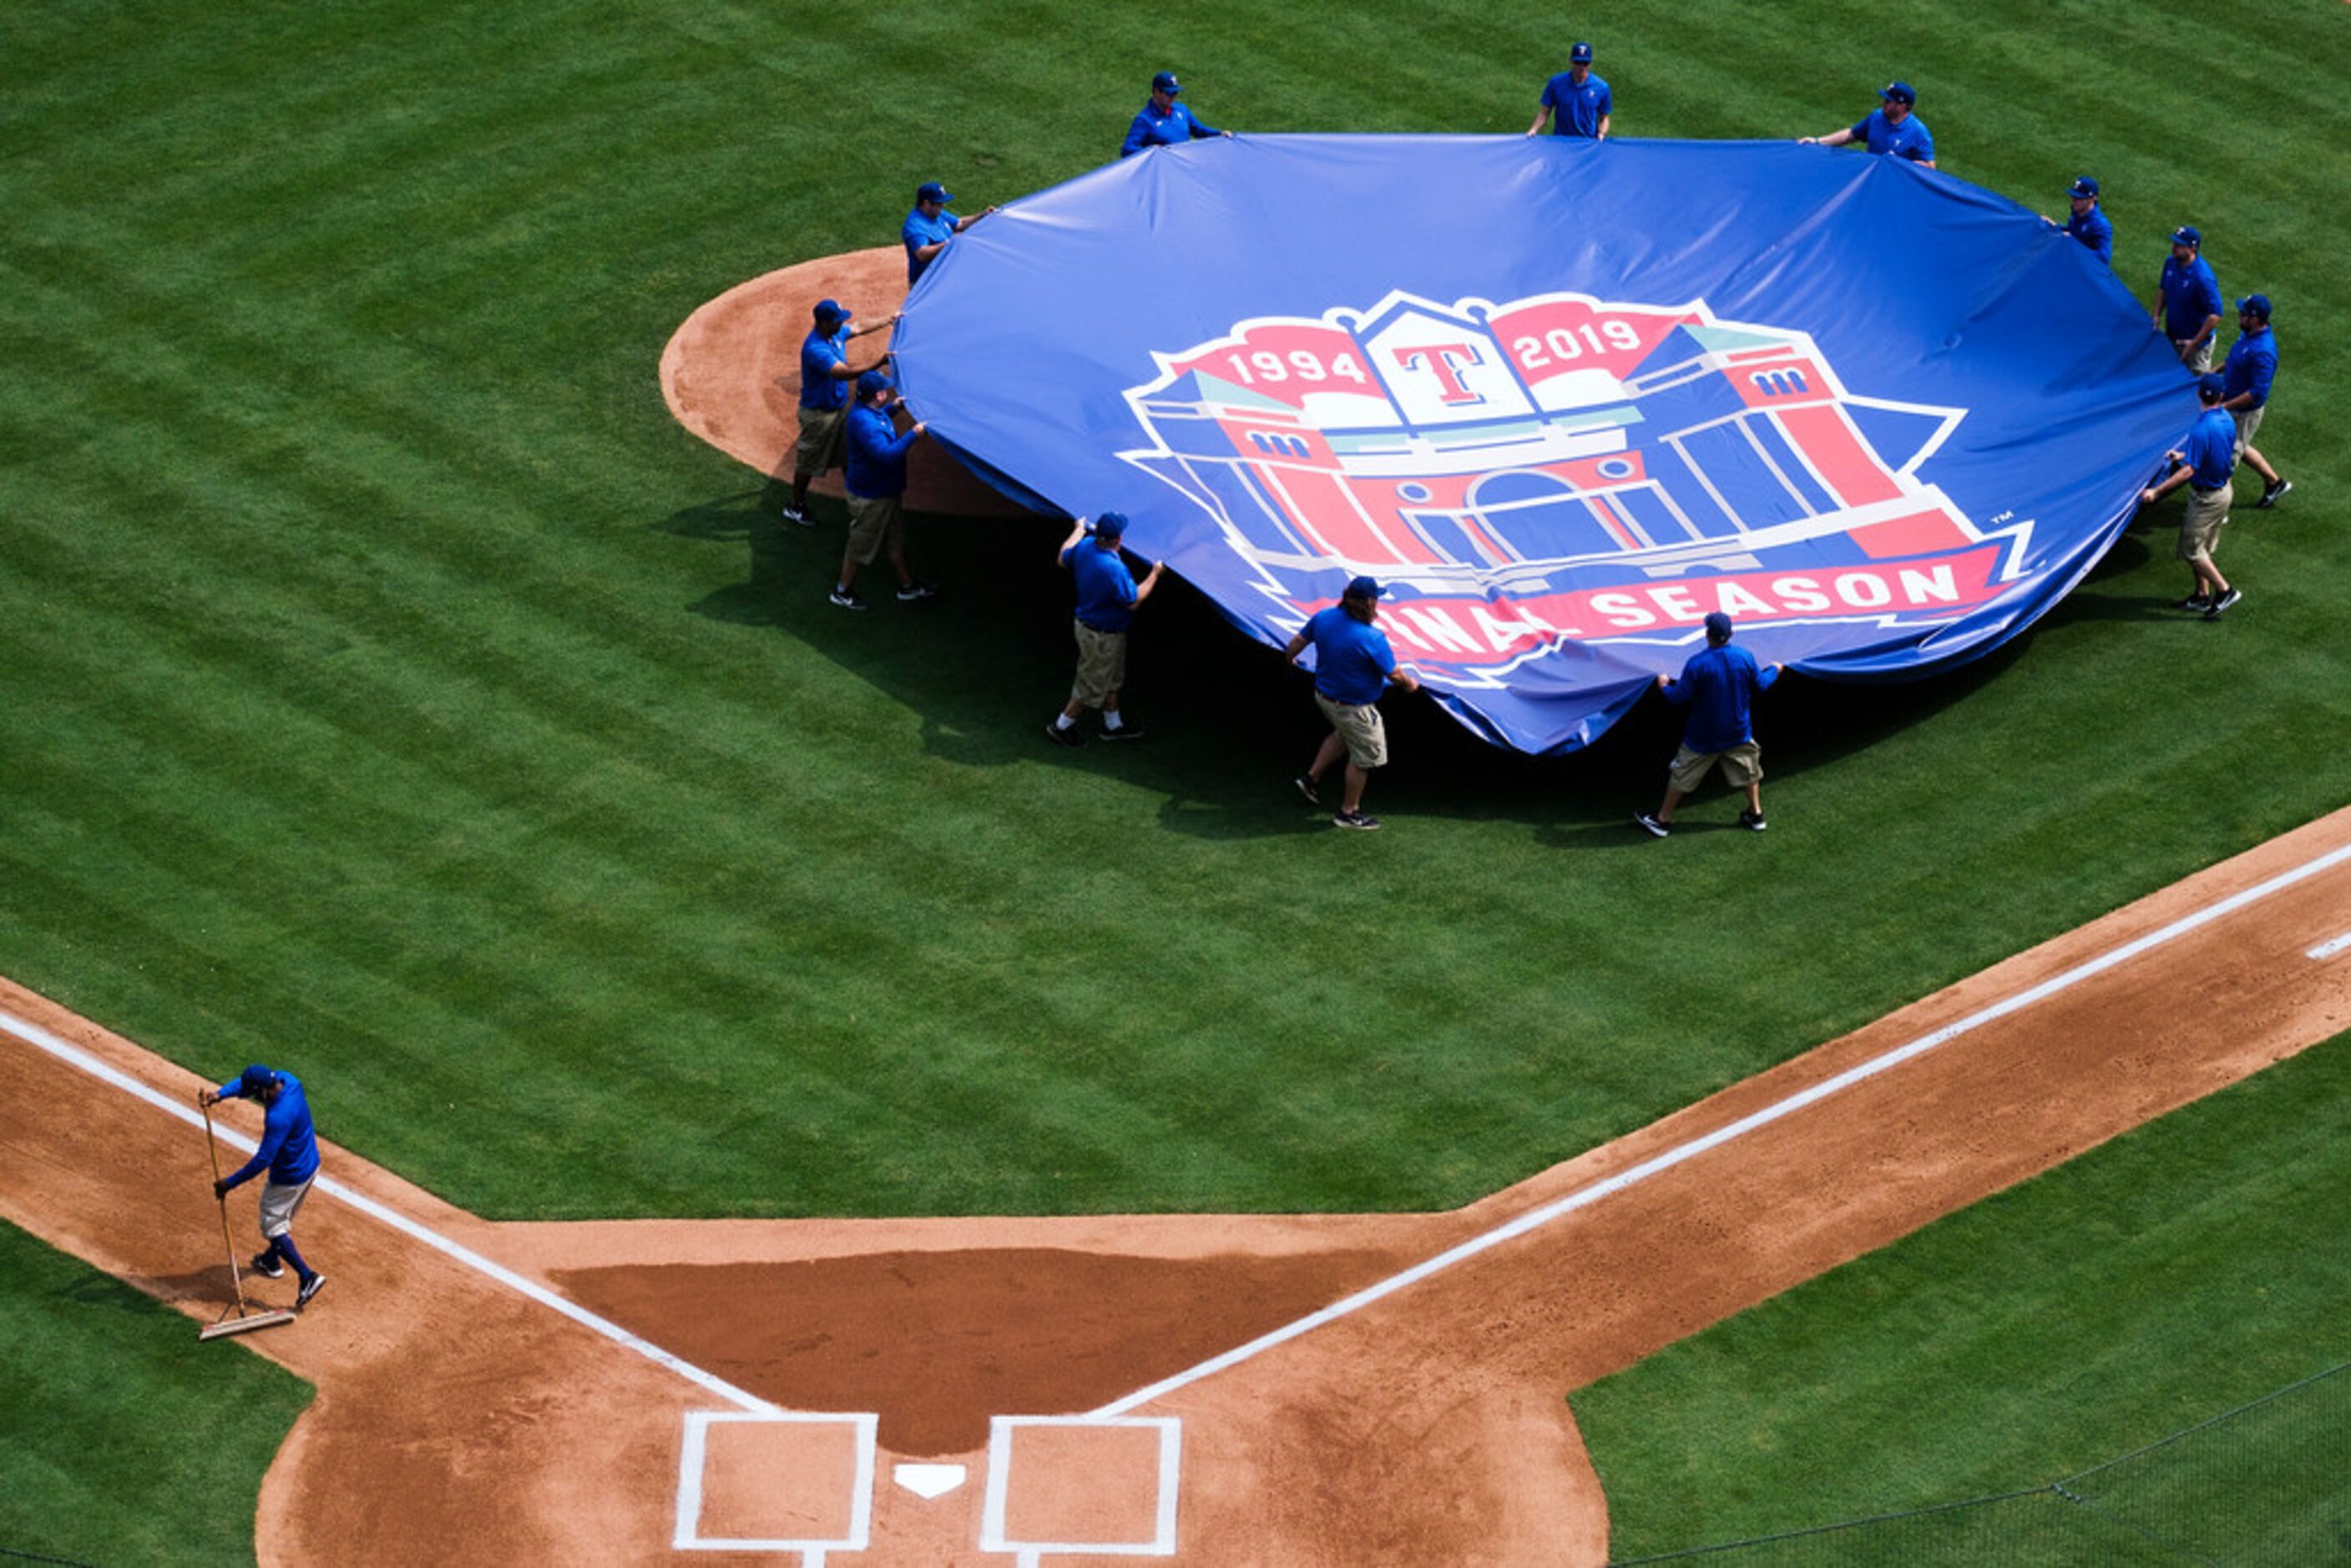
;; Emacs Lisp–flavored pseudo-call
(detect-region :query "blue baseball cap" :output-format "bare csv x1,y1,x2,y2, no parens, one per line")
856,369,893,399
812,298,851,326
1152,70,1181,95
2172,225,2201,247
1344,574,1383,601
1703,610,1734,641
1570,41,1594,63
916,180,952,205
2068,175,2099,199
239,1064,276,1096
2197,373,2226,402
1880,81,1916,106
1092,511,1127,539
2237,293,2271,320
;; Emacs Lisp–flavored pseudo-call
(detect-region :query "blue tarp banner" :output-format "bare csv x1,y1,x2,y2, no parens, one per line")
893,134,2192,754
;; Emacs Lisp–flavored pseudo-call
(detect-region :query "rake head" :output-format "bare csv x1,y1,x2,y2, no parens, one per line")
199,1308,298,1341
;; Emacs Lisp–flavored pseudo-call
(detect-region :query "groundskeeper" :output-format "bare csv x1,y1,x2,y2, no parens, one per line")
1637,611,1784,837
201,1064,326,1308
1287,575,1419,831
2140,374,2242,619
1049,511,1163,746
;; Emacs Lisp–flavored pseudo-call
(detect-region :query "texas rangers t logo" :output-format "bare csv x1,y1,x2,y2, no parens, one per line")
1393,342,1484,404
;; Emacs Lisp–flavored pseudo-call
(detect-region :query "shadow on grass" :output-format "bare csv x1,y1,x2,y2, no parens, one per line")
660,486,2172,838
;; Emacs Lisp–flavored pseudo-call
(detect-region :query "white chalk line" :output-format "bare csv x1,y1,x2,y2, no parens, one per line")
1094,837,2351,1418
2308,930,2351,962
0,1007,774,1416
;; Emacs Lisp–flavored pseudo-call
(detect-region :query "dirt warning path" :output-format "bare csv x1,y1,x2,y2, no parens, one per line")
4,812,2348,1564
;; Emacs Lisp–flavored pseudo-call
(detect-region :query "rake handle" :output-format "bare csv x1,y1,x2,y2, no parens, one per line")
200,1096,250,1315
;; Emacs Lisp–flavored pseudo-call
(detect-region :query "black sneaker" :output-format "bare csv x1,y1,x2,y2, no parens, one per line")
1293,774,1322,806
1634,812,1671,838
896,582,938,602
249,1251,285,1280
781,503,812,527
2253,478,2291,509
1332,809,1382,831
1045,721,1086,747
1099,722,1146,741
2177,594,2212,611
828,587,867,610
1740,809,1768,832
296,1272,326,1309
2203,587,2242,619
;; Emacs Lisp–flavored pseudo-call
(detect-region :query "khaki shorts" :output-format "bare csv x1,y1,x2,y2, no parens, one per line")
793,405,847,480
2177,481,2232,563
258,1176,314,1240
842,492,906,566
1315,693,1388,769
2176,337,2215,373
1669,741,1762,794
1070,621,1129,708
2230,403,2265,455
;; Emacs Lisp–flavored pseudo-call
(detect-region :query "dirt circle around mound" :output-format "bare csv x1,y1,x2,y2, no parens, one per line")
660,245,1032,517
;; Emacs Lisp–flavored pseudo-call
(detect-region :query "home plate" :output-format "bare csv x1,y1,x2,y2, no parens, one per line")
894,1463,967,1500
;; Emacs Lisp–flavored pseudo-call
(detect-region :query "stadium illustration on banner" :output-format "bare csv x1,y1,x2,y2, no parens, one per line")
1120,288,2015,688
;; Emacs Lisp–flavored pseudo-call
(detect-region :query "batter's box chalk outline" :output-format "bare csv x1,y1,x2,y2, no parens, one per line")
674,1409,879,1560
980,1414,1183,1563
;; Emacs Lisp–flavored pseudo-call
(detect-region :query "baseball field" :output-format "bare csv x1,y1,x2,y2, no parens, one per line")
3,0,2348,1562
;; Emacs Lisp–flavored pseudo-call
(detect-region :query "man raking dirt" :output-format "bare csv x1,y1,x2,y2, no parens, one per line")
197,1064,326,1338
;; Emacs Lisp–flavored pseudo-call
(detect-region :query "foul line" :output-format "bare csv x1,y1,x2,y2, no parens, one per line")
0,1008,774,1415
2308,931,2351,962
1095,837,2351,1418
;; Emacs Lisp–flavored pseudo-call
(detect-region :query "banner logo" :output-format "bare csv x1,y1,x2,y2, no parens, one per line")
1120,290,2026,685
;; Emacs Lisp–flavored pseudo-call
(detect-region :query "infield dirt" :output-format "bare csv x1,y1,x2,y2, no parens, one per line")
4,793,2348,1562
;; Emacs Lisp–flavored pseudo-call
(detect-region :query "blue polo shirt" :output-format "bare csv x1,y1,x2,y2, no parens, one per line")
902,206,958,284
800,328,852,411
1121,100,1221,158
2158,254,2222,341
2182,407,2237,489
1849,108,1934,163
845,403,919,498
1064,537,1140,632
1305,606,1398,706
215,1070,320,1189
2221,326,2276,408
1661,643,1778,754
2065,205,2113,266
1540,70,1612,137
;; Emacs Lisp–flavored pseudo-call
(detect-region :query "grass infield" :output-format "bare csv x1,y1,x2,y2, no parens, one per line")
3,0,2343,1221
0,1219,312,1566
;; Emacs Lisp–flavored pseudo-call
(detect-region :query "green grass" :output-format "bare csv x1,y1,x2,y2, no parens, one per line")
2,5,2346,1222
0,1219,311,1566
1575,1030,2351,1562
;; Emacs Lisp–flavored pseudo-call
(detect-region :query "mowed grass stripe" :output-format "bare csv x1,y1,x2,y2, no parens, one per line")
2,534,1370,1209
0,239,655,544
